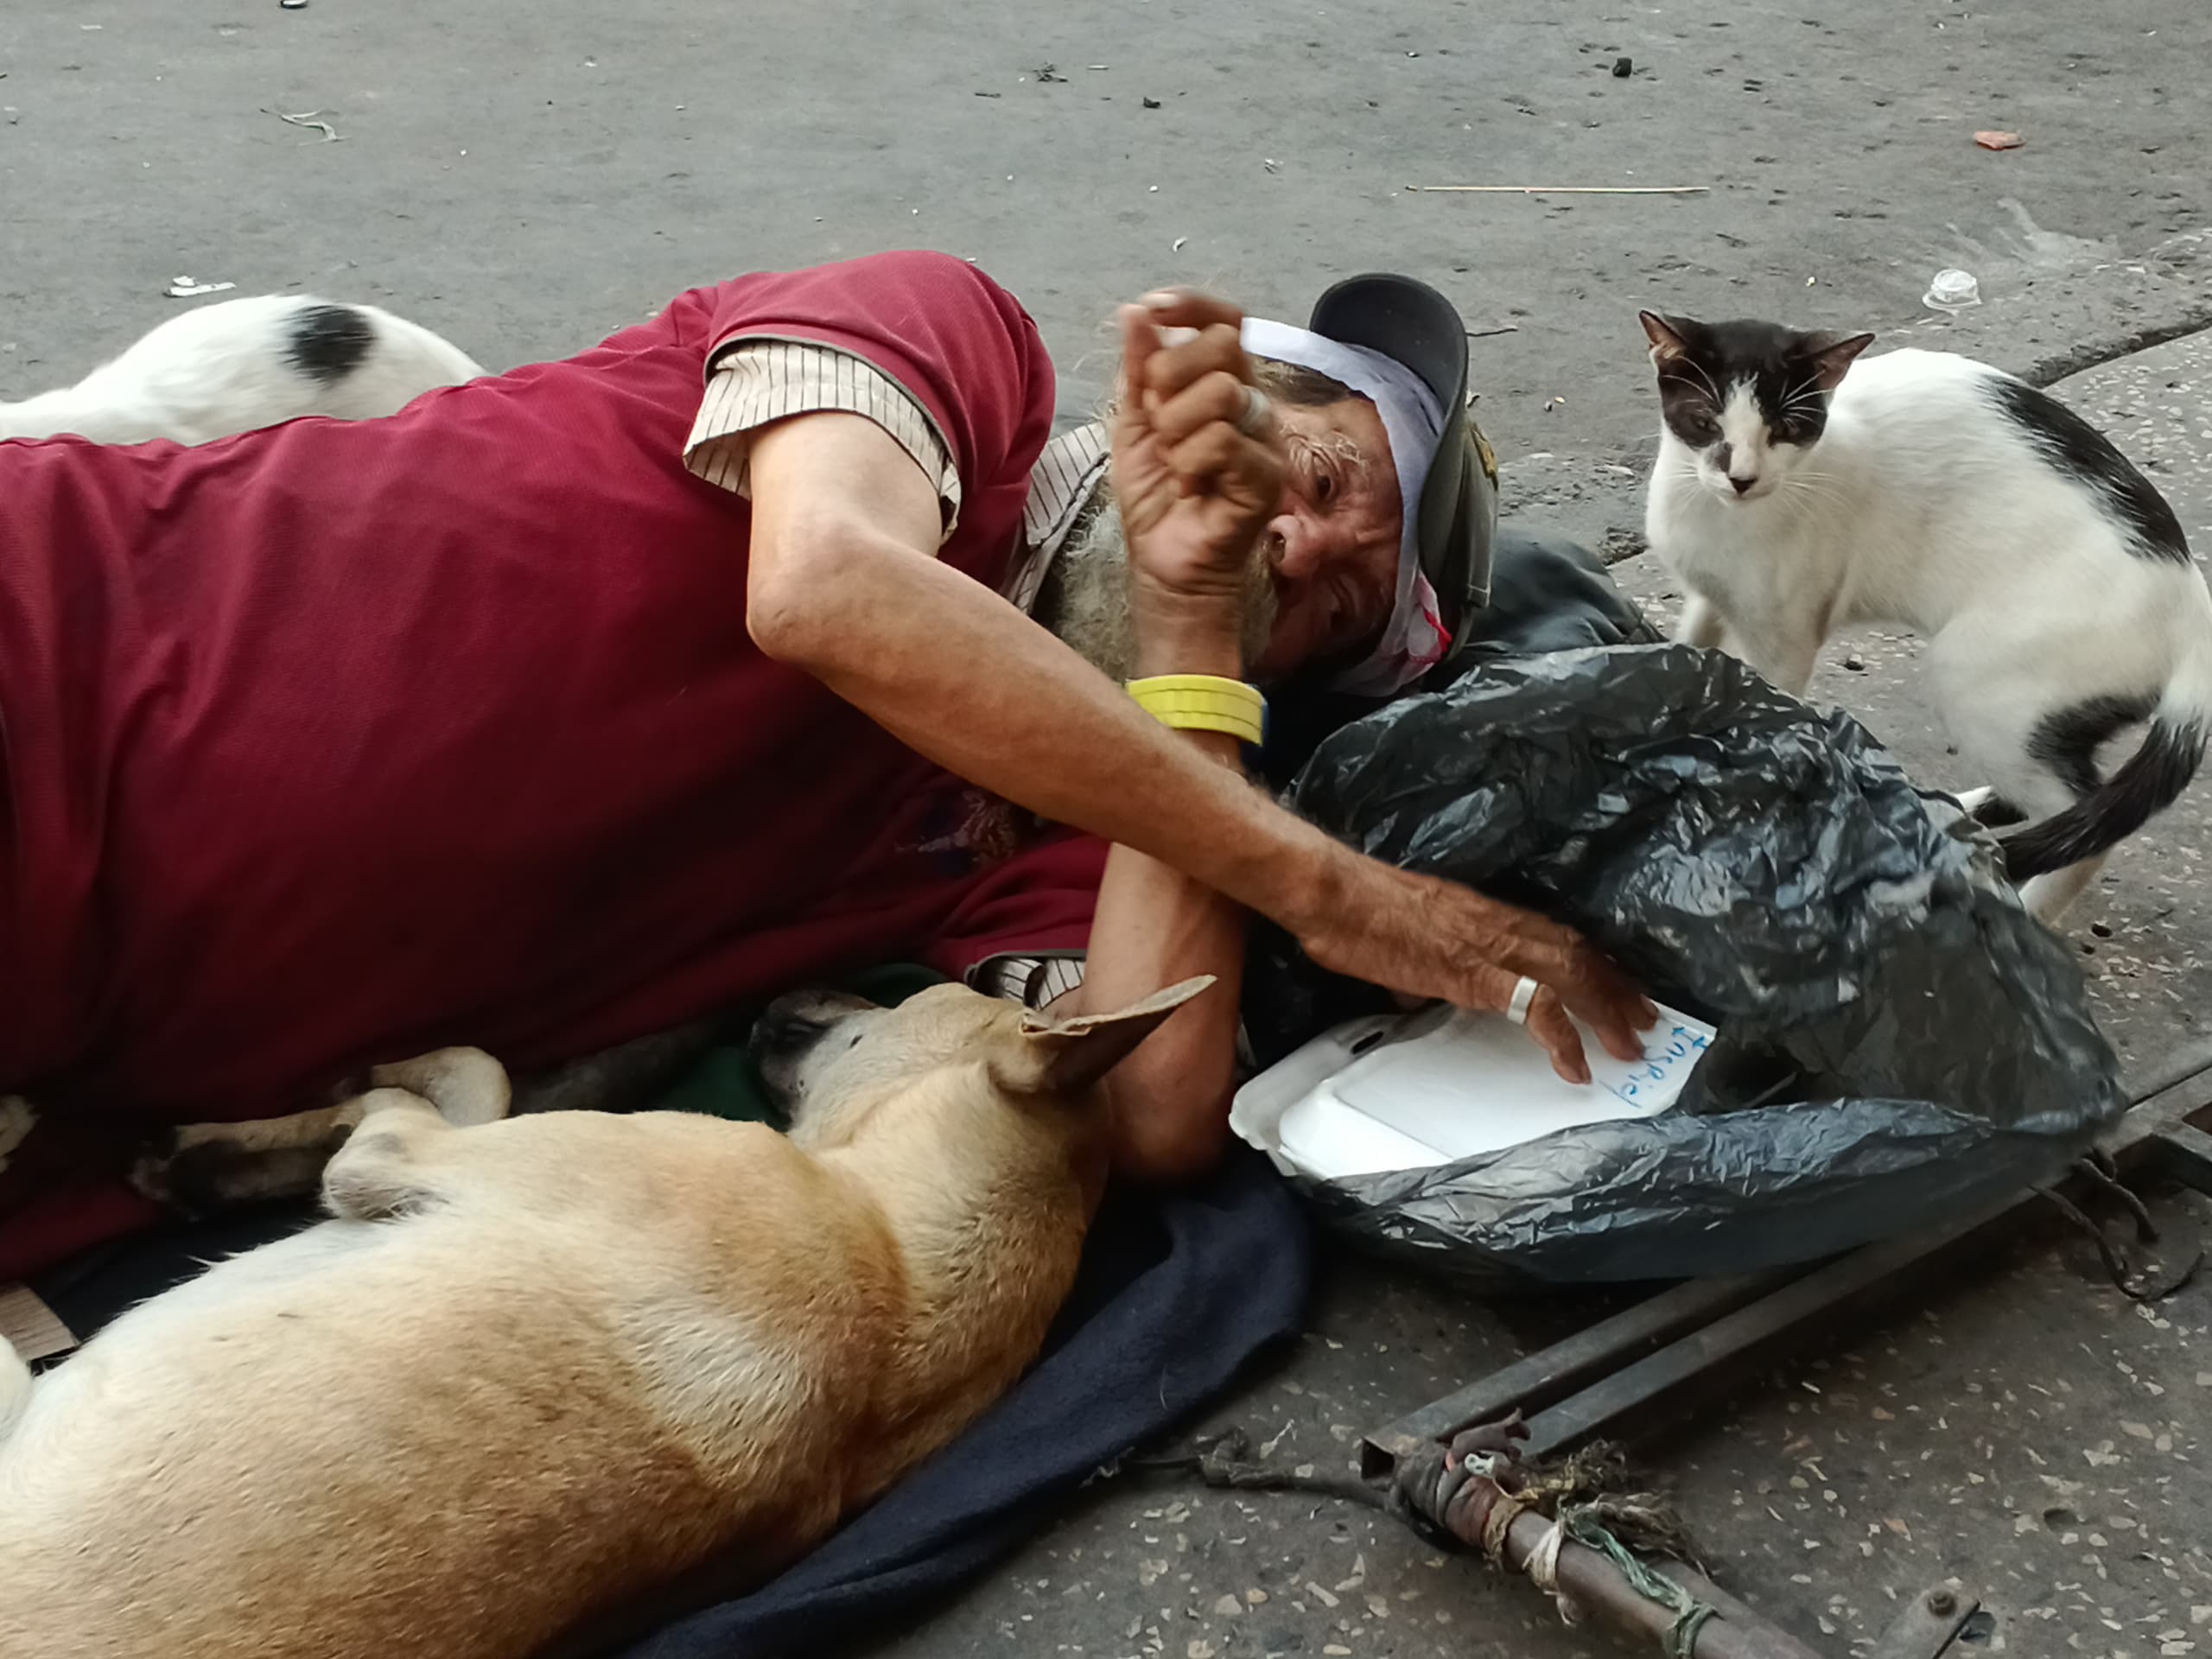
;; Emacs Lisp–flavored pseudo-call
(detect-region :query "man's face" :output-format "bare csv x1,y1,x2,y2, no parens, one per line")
1038,390,1408,689
1249,396,1403,682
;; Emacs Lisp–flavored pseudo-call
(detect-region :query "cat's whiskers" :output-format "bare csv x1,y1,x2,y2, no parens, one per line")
1779,375,1824,412
1672,358,1725,409
1779,473,1848,516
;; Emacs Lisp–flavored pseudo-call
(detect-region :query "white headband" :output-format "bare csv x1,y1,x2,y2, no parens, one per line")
1242,317,1450,695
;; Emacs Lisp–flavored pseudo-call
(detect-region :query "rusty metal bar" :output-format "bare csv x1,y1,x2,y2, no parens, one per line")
1357,1052,2212,1659
1515,1185,2034,1460
1359,1269,1797,1478
1390,1438,1828,1659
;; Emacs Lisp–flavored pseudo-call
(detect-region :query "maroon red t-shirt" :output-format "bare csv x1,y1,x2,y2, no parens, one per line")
0,251,1108,1277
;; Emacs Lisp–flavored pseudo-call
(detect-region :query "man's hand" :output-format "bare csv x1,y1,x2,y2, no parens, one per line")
1109,290,1282,655
744,367,1655,1097
1292,858,1657,1084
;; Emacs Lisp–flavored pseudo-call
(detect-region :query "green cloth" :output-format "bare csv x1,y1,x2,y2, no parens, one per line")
651,963,950,1123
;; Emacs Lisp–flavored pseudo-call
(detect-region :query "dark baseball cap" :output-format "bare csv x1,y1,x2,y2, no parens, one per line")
1307,273,1499,658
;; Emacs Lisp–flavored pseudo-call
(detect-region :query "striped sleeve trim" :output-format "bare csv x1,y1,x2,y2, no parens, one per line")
967,952,1091,1011
1003,421,1112,613
685,337,960,541
967,950,1258,1071
0,1281,77,1363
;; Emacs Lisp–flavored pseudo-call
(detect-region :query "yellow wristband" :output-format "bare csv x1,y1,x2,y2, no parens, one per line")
1126,674,1268,747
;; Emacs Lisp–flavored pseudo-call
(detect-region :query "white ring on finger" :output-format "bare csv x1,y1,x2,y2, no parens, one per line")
1236,384,1272,436
1505,976,1540,1027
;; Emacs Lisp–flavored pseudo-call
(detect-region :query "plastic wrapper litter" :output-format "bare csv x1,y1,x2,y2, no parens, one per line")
1243,644,2125,1287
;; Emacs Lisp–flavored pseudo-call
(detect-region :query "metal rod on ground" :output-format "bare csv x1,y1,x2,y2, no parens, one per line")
1359,1270,1798,1479
1357,1052,2212,1659
1390,1440,1828,1659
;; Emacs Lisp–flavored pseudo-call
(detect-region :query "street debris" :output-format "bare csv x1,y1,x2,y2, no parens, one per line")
1408,183,1708,195
165,276,237,298
1141,96,1161,108
1923,267,1982,312
264,107,340,143
1032,63,1067,84
280,0,309,10
1612,55,1634,77
1974,130,2024,150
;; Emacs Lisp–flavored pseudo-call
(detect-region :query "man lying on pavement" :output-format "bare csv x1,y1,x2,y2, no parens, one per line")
0,251,1654,1275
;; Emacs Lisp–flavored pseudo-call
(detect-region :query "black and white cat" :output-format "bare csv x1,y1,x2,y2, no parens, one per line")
1640,312,2212,924
0,294,482,447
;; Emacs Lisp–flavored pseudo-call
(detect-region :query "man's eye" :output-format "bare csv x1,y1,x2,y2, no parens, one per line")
1311,462,1337,505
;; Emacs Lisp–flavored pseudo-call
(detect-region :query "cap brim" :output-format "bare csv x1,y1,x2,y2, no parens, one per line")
1308,274,1497,655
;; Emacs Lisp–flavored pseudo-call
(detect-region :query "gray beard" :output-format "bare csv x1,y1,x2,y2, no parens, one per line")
1032,489,1278,682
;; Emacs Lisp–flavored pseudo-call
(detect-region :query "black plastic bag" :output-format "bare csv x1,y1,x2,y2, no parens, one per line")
1263,525,1661,788
1243,644,2124,1286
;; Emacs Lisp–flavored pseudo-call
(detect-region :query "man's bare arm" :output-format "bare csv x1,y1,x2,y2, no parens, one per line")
745,410,1653,1103
747,413,1260,1178
745,413,1330,931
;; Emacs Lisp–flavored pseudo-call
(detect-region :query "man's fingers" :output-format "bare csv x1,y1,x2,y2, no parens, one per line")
1151,370,1256,448
1524,988,1592,1086
1457,961,1592,1085
1136,288,1246,334
1164,422,1273,495
1115,304,1163,423
1485,919,1656,1065
1578,995,1651,1065
1140,323,1251,408
1561,956,1659,1063
1542,965,1650,1065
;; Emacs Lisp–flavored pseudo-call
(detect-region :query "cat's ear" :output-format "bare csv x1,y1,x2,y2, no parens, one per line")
1639,311,1696,369
1801,331,1876,392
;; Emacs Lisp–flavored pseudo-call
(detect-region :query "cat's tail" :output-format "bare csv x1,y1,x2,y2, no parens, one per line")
2001,660,2212,880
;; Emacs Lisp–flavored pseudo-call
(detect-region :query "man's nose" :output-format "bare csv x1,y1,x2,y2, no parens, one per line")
1266,512,1324,578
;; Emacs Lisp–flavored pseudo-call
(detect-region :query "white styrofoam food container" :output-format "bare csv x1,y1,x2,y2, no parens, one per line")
1230,1001,1719,1181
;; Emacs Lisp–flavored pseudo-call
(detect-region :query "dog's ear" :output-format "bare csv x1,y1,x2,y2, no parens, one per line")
989,976,1216,1099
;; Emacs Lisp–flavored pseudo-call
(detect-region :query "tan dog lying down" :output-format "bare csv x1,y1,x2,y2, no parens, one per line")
0,976,1211,1659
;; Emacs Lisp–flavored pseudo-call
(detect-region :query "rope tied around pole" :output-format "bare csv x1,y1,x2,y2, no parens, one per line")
1116,1416,1729,1654
1558,1506,1716,1657
1404,1413,1722,1652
